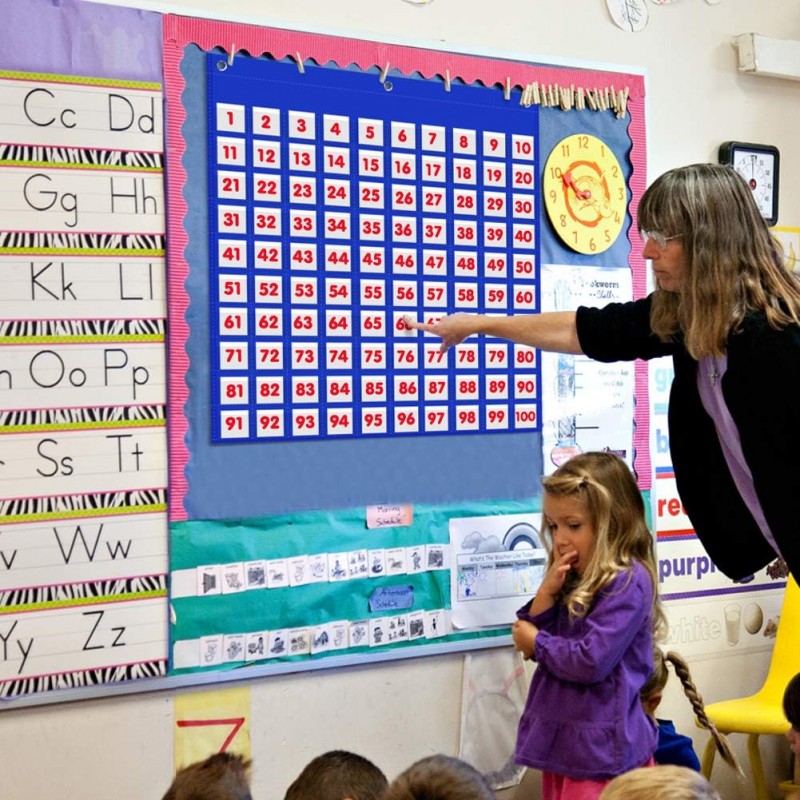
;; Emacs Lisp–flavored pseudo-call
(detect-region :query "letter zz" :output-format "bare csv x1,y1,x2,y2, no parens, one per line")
82,609,126,650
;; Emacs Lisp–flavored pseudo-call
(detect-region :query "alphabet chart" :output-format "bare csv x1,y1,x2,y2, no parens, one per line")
208,57,541,442
0,71,169,698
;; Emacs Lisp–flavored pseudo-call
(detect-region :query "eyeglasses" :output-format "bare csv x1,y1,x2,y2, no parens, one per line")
640,230,683,250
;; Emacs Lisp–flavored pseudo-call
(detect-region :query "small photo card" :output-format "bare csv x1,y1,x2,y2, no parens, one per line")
385,547,406,576
349,620,369,648
425,609,446,639
367,548,386,577
244,560,267,589
408,611,426,640
348,548,369,579
197,565,221,596
311,623,333,655
289,555,310,586
200,634,223,665
221,562,246,594
223,633,246,662
426,544,446,570
308,553,329,583
328,552,349,582
268,629,289,658
245,631,268,661
369,616,388,647
406,545,426,573
267,558,289,588
288,627,311,656
386,613,409,643
330,621,349,650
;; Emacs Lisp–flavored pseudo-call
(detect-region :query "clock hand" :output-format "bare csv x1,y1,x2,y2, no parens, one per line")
562,170,592,200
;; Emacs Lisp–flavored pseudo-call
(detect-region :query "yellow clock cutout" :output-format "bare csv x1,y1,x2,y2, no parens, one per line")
543,133,627,254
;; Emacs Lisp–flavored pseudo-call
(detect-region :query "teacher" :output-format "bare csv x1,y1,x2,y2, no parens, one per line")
406,163,800,583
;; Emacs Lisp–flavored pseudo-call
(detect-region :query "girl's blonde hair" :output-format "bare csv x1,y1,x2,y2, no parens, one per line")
540,451,666,640
641,650,744,777
639,163,800,359
599,765,720,800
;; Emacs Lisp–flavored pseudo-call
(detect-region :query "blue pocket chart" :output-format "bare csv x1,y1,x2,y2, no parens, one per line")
207,56,541,444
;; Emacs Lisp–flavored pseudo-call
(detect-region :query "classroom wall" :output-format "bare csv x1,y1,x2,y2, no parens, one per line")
1,1,798,799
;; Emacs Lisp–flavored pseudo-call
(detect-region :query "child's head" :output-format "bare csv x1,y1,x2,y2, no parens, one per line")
162,753,252,800
783,672,800,756
641,650,743,777
283,750,387,800
598,765,720,800
381,755,494,800
640,648,670,717
541,451,651,574
541,452,661,623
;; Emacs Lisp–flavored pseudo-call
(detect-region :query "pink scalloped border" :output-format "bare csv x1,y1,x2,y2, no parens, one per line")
163,29,191,521
162,15,650,521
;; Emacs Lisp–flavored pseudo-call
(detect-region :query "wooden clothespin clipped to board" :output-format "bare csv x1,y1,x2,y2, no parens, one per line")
503,77,512,101
227,44,236,66
294,52,305,74
380,62,391,84
444,68,451,92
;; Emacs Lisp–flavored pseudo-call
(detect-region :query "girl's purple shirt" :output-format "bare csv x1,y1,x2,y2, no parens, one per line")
515,561,658,780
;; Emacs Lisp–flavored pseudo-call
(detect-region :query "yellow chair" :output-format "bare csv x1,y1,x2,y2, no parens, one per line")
701,576,800,800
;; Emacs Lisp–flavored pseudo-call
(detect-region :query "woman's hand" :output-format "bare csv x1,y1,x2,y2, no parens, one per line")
512,619,538,660
403,313,482,353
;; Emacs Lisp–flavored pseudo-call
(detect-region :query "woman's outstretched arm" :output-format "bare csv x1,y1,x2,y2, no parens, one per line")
404,311,583,355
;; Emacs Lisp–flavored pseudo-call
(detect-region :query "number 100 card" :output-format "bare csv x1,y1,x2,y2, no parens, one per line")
207,56,541,442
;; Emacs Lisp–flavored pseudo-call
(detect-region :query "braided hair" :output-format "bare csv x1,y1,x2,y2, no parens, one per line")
642,650,744,778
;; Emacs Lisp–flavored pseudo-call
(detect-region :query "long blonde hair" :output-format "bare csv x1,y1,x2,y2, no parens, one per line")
540,452,666,640
639,163,800,359
641,650,744,777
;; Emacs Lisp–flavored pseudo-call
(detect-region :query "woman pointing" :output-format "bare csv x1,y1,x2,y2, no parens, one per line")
406,163,800,583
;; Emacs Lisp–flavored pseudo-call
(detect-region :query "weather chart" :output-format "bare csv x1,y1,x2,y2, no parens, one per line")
208,57,541,442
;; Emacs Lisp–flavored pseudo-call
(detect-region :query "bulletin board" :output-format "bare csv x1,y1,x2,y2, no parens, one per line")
0,0,650,704
162,17,650,680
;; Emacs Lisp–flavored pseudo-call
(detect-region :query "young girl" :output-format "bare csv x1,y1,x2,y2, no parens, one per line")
641,649,742,775
512,451,666,800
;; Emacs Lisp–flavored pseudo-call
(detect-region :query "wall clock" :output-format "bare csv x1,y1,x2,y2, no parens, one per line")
718,141,780,226
542,132,627,255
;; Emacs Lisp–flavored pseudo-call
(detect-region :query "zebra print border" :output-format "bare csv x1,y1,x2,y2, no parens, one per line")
0,404,167,434
0,144,163,170
1,575,168,612
0,659,168,698
0,488,168,523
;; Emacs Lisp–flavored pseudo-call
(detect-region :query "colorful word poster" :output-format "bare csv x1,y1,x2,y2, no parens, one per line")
207,57,541,443
540,263,634,473
0,71,169,698
649,355,785,659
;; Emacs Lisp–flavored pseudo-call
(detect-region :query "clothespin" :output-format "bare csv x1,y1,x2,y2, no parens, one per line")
444,69,451,92
227,44,236,66
503,77,511,101
380,62,391,83
295,52,305,74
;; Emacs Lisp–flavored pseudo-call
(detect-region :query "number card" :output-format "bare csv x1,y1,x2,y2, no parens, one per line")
207,57,541,441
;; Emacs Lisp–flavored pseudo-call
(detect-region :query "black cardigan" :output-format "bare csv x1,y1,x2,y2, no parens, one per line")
575,295,800,581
